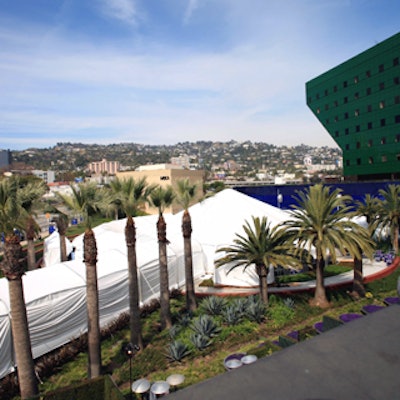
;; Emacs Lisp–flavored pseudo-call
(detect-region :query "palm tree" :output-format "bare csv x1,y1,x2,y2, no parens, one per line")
352,194,379,297
0,178,39,399
284,184,374,308
52,213,70,262
149,186,175,330
215,216,301,306
175,179,198,312
109,177,155,350
17,178,47,270
58,182,104,378
376,184,400,254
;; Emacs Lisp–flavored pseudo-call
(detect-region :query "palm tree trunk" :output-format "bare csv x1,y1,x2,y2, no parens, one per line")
352,255,365,298
311,256,330,308
125,216,143,350
56,216,68,262
256,264,269,306
157,216,172,330
26,216,36,270
84,229,102,378
182,211,197,312
3,235,38,399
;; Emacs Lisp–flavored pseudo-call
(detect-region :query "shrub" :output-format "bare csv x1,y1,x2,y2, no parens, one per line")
283,297,295,309
200,296,227,316
190,333,212,350
190,314,221,338
222,305,243,326
166,341,191,362
268,303,295,329
244,297,266,323
231,297,248,317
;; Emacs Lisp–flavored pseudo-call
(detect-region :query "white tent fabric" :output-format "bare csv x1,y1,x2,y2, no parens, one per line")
0,189,290,379
43,231,74,267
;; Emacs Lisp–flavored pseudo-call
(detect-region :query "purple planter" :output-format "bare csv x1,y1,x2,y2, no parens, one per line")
314,322,324,333
362,304,385,314
339,313,363,323
287,330,299,341
384,297,400,306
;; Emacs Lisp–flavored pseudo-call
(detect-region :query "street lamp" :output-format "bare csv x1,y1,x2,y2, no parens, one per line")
124,343,140,399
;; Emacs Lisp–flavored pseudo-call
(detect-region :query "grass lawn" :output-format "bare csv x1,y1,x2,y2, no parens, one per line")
19,264,399,400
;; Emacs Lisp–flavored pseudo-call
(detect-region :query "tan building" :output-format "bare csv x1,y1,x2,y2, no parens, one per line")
88,159,120,175
116,164,205,214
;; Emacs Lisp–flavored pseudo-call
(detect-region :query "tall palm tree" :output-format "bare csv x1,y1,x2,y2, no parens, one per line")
175,178,198,312
377,184,400,254
52,213,70,262
352,194,379,297
0,178,39,399
149,186,175,330
58,182,104,378
215,216,301,306
109,177,155,350
284,184,374,308
17,178,47,270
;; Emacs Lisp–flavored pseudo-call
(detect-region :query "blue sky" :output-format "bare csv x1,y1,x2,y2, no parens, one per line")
0,0,399,151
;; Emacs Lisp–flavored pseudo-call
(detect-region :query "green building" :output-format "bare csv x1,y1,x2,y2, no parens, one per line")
306,32,400,181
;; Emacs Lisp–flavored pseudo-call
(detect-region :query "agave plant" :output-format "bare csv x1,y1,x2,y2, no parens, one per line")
199,296,227,316
178,311,193,328
168,324,181,340
190,314,221,338
283,297,295,309
231,297,249,317
190,333,212,350
166,340,191,362
222,305,243,326
245,297,266,323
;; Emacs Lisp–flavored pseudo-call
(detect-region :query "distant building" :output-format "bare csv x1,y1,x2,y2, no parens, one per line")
117,164,204,214
32,170,55,184
0,149,12,170
306,32,400,181
170,155,190,169
88,159,120,175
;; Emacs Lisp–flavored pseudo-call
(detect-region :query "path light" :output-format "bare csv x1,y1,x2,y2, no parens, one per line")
150,380,170,398
124,343,140,399
241,354,258,365
131,378,150,399
166,374,185,391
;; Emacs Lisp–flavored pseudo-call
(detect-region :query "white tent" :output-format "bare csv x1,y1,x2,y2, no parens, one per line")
43,231,74,267
0,189,290,379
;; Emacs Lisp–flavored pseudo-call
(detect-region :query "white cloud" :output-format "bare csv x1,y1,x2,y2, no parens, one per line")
183,0,201,24
96,0,140,26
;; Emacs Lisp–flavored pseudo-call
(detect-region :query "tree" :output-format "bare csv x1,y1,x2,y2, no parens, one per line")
376,184,400,254
17,178,47,270
109,177,155,350
52,213,70,262
0,178,39,399
58,183,104,378
284,184,374,308
149,186,175,330
215,216,301,306
175,179,198,312
352,194,379,297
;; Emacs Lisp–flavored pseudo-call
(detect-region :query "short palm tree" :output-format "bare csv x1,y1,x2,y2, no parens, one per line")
149,185,175,330
58,182,104,378
17,178,47,270
175,178,198,312
215,216,301,306
109,177,155,350
352,194,379,297
0,178,39,399
376,184,400,254
284,184,374,308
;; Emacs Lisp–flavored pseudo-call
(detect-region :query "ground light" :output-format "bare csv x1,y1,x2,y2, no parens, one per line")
124,343,140,399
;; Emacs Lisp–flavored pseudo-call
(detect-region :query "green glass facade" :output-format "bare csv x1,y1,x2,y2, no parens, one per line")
306,32,400,181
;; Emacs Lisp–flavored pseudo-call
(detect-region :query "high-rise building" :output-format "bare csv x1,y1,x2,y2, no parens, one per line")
87,159,120,175
0,149,12,170
306,32,400,181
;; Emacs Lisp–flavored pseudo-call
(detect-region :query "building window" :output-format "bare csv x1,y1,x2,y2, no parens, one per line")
381,137,386,145
366,87,372,95
325,104,329,111
394,57,399,66
396,96,400,104
395,134,400,143
366,70,371,78
334,100,338,107
356,142,361,149
325,118,329,124
354,76,359,83
316,93,320,100
381,119,386,127
316,107,320,114
344,112,349,119
355,125,360,132
368,122,373,130
369,157,374,164
382,155,387,162
379,101,385,109
379,64,384,73
335,130,339,137
379,82,385,90
346,160,350,166
395,115,400,123
394,77,400,85
334,85,338,92
334,116,338,122
397,154,400,161
368,139,373,147
160,176,170,180
345,144,350,150
343,80,348,88
355,109,360,117
357,158,361,165
345,128,349,135
367,105,372,112
324,89,328,96
354,92,359,99
344,96,348,104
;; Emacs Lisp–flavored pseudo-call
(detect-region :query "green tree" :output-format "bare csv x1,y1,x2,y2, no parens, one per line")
175,179,198,312
17,178,47,270
149,186,175,329
376,184,400,254
284,184,374,308
0,178,39,399
109,177,155,349
352,194,379,297
58,183,104,378
215,216,301,306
